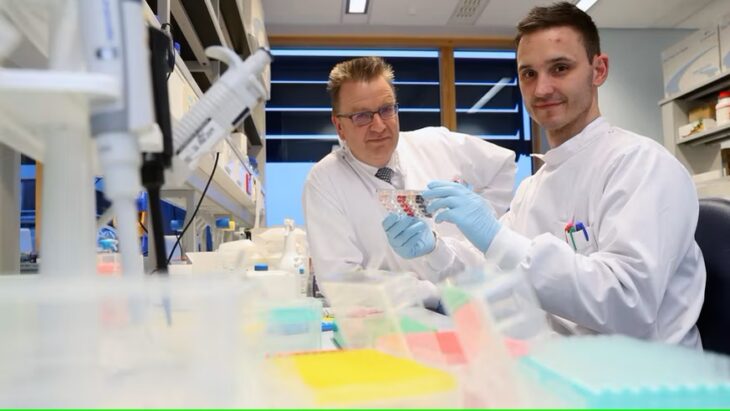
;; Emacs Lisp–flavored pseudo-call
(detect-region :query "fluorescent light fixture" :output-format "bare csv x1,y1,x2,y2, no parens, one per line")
467,77,512,114
347,0,368,14
271,49,437,58
575,0,599,11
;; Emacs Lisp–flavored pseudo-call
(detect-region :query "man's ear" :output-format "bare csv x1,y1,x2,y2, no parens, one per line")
332,113,346,142
593,53,609,87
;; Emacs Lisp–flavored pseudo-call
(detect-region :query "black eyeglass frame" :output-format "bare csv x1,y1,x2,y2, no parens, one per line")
335,103,400,126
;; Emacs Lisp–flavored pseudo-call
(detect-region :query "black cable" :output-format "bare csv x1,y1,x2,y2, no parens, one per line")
138,220,149,233
146,184,169,272
166,152,220,265
144,26,176,274
160,22,175,80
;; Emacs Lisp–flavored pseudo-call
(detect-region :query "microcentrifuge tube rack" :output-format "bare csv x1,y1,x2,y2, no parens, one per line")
377,189,432,218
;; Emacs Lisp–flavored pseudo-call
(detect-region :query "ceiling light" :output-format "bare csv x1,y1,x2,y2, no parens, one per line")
467,77,512,113
575,0,598,12
347,0,368,14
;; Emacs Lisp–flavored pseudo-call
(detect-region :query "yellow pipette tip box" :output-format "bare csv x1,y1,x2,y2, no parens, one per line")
269,349,458,407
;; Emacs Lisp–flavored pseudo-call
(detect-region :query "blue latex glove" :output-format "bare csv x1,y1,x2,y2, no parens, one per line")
422,180,501,253
382,213,436,259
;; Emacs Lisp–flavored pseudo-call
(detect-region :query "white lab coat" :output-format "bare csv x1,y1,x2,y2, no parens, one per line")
487,117,705,348
303,126,516,285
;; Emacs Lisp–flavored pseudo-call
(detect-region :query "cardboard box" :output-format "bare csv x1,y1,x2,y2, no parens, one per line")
678,118,716,140
662,25,721,97
688,104,715,122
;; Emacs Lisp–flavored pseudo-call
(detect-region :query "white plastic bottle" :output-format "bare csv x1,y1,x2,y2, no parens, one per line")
277,218,307,296
716,90,730,126
246,263,299,300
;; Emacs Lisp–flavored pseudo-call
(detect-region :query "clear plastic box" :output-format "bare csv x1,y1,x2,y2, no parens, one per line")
242,297,322,356
0,275,258,407
521,335,730,408
439,275,559,408
319,270,441,358
321,269,559,407
445,265,551,342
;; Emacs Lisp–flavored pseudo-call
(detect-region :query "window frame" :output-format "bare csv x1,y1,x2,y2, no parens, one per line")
268,34,541,156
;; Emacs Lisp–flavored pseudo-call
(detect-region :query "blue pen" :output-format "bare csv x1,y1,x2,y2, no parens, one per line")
575,222,589,241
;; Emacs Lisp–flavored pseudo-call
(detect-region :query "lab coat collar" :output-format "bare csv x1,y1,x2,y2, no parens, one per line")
542,117,609,167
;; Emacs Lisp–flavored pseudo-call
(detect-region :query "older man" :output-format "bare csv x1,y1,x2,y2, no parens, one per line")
303,56,516,301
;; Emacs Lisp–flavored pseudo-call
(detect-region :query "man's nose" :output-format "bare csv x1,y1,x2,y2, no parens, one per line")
534,74,554,97
370,112,386,131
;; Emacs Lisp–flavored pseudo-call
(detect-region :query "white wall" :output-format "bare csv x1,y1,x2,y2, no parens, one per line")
598,28,692,143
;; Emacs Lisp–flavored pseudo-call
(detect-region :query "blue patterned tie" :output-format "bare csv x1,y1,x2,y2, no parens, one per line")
375,167,394,185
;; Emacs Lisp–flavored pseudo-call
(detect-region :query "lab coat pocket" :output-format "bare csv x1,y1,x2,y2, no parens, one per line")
572,225,597,255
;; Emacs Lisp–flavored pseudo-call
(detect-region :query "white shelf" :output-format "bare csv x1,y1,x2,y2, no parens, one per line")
163,61,261,225
189,153,255,220
161,126,261,227
162,154,260,226
678,122,730,146
0,69,118,161
659,69,730,105
660,60,730,197
143,0,268,228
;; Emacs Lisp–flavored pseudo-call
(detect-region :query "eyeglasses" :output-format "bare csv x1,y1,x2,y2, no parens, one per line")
336,103,399,127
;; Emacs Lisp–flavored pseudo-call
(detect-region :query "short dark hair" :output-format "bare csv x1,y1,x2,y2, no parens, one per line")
327,56,395,113
515,1,601,61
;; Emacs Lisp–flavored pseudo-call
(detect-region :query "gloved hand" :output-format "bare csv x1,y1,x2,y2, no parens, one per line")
422,180,501,253
382,213,436,259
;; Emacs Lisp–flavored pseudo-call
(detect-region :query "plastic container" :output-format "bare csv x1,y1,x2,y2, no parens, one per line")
96,238,121,275
444,265,550,342
321,270,557,407
242,297,322,356
377,189,432,217
439,273,555,408
217,239,261,272
185,251,224,274
521,335,730,408
0,275,257,407
319,271,439,355
245,265,299,301
323,271,479,376
716,90,730,126
262,349,459,408
277,218,307,296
